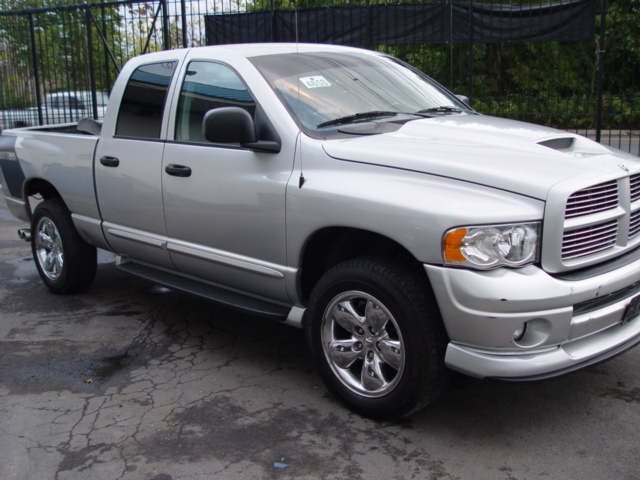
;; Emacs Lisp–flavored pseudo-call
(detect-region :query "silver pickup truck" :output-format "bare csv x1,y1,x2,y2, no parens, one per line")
1,43,640,419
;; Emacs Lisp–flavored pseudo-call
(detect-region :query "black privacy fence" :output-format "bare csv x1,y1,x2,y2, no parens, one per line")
0,0,637,154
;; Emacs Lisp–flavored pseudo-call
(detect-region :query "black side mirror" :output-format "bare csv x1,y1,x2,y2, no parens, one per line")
203,107,281,153
203,107,256,144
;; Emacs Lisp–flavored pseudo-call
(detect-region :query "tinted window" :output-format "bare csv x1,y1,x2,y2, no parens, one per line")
175,61,255,144
116,61,177,139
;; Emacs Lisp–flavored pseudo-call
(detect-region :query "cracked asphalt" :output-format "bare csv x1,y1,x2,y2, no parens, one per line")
1,188,639,480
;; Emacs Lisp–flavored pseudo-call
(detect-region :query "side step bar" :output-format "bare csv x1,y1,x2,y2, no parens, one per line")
116,260,292,322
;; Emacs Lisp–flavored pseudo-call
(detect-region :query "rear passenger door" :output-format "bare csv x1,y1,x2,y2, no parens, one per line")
95,60,178,270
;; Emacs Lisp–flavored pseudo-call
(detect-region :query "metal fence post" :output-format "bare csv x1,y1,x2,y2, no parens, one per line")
86,8,98,120
467,0,473,104
100,1,112,91
270,0,275,43
28,13,43,126
366,0,372,50
595,0,607,143
181,0,188,48
449,2,454,91
161,0,170,50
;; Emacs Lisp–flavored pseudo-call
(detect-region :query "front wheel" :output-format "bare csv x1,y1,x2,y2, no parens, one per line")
31,199,97,294
306,257,450,419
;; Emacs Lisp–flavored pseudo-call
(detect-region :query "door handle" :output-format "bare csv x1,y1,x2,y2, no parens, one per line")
165,164,192,177
99,156,120,167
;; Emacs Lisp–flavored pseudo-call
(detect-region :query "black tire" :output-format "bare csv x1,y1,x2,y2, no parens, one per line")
306,256,450,419
31,198,97,294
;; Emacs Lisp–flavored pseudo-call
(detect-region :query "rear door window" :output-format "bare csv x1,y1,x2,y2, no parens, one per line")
116,61,177,139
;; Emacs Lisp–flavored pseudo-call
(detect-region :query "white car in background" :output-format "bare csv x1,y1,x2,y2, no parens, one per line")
0,91,108,129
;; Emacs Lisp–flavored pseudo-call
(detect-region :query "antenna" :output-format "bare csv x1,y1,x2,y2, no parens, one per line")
295,9,305,188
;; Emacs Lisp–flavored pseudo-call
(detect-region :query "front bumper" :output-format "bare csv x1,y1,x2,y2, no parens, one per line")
425,258,640,380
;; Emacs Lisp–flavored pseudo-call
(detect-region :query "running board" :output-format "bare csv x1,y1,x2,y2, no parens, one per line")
116,261,291,321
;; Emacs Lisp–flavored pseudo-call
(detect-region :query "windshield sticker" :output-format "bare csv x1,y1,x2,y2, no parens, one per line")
300,76,332,89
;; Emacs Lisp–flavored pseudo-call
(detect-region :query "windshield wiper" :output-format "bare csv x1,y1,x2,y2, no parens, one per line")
317,111,399,129
417,106,464,115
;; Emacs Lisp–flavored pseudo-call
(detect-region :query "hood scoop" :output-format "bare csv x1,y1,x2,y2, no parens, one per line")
538,137,574,150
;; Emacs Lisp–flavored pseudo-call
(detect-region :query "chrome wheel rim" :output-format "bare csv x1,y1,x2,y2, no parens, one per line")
321,291,405,398
34,216,64,281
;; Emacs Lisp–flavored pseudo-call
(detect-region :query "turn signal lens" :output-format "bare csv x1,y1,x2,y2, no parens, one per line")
444,228,467,262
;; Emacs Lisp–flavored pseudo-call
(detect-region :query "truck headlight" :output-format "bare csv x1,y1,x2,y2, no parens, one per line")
443,223,539,269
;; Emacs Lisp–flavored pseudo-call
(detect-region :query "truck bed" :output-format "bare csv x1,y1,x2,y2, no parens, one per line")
13,117,102,136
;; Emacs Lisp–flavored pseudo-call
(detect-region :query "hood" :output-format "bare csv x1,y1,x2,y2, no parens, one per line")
322,115,640,200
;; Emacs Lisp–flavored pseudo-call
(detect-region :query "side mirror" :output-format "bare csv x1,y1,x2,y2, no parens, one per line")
203,107,281,153
203,107,256,144
456,95,472,108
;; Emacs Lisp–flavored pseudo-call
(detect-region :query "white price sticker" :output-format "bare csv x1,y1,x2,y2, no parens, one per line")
300,76,331,89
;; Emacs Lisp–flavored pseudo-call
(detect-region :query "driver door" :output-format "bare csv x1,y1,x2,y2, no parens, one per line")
161,60,293,303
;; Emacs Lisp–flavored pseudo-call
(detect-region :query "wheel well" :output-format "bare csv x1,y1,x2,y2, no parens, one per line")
299,227,422,302
24,179,63,217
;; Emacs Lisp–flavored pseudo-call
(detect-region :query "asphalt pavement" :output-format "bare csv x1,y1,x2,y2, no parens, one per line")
1,188,639,480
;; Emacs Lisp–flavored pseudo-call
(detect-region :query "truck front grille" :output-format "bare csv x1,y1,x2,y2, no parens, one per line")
565,180,618,219
631,174,640,202
630,210,640,239
561,174,640,262
562,221,618,260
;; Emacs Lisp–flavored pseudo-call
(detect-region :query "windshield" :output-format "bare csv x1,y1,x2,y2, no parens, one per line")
250,51,471,137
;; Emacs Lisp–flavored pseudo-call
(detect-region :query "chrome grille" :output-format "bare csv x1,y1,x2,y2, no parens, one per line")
630,210,640,239
538,137,574,150
562,221,618,260
553,174,640,270
631,174,640,203
565,181,618,219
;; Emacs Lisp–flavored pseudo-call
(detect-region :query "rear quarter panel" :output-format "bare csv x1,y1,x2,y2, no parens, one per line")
13,129,100,220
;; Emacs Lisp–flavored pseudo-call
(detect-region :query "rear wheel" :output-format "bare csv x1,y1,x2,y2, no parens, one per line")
31,199,97,294
306,257,450,419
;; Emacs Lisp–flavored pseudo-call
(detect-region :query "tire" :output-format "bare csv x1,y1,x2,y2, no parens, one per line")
306,257,450,419
31,199,97,294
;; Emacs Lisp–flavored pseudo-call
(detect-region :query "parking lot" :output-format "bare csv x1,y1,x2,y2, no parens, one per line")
1,188,639,480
